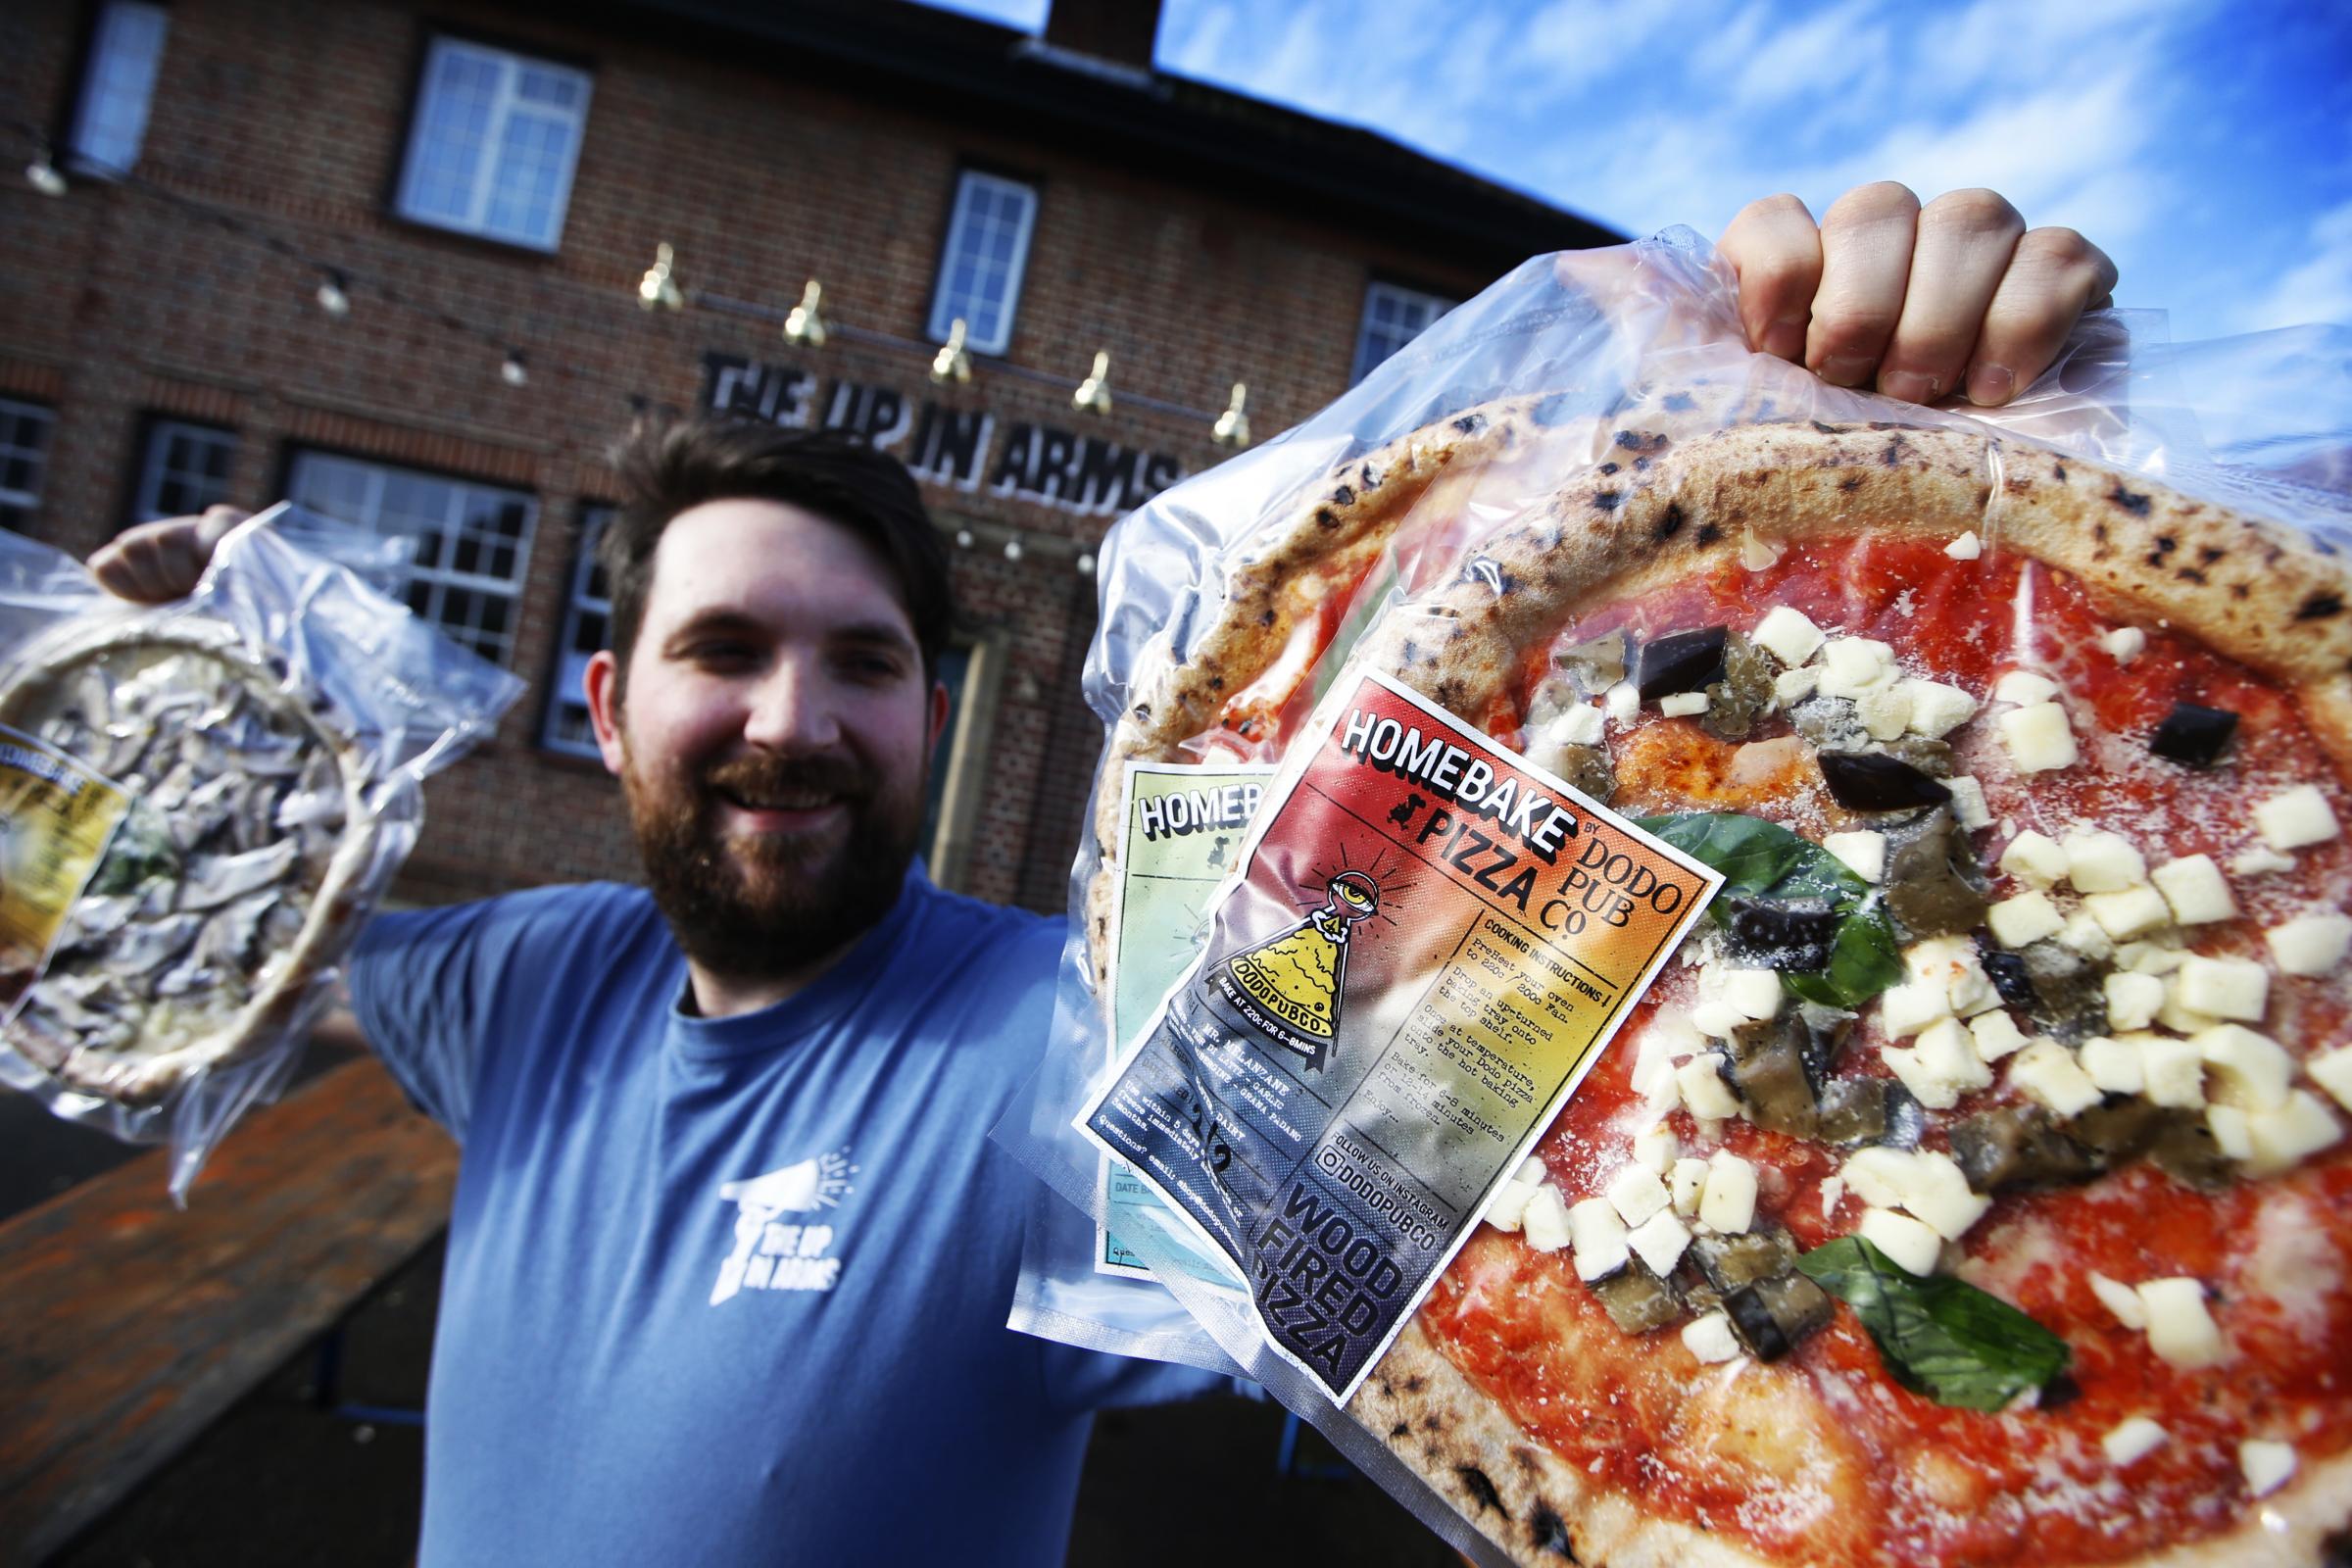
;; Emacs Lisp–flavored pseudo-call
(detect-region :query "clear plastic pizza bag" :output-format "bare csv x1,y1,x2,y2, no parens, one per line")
0,505,524,1201
995,225,2352,1566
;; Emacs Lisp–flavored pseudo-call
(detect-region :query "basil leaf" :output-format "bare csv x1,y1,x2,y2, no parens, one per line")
1635,811,1899,1006
1796,1237,2071,1411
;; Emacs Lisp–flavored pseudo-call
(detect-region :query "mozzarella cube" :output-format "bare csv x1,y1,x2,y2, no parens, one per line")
1773,665,1821,704
1605,1161,1672,1227
1630,1006,1698,1098
1566,1196,1626,1279
2058,909,2116,960
2087,885,2173,941
2102,1416,2170,1467
2231,845,2297,877
1522,1184,1574,1253
2245,1090,2344,1176
1907,936,1998,1016
1752,606,1825,667
2308,1045,2352,1114
2136,1277,2225,1369
2121,940,2187,976
1999,703,2079,773
1604,680,1641,725
1994,670,2060,706
1988,890,2066,948
2255,785,2340,852
1968,1010,2031,1063
2239,1440,2298,1498
1856,683,1913,740
1840,1148,1916,1210
1682,1310,1742,1364
2269,913,2352,977
1633,1123,1680,1174
1856,1207,1942,1276
1825,830,1886,882
1659,691,1710,717
1945,774,1991,831
2197,1023,2293,1110
1904,1149,1992,1241
2157,981,2223,1037
1484,1175,1539,1232
2175,955,2269,1023
2101,971,2164,1032
2103,626,2147,662
1669,1156,1709,1216
2010,1040,2103,1117
1722,968,1786,1022
1675,1054,1743,1120
2139,1033,2209,1109
1944,530,1983,561
1819,636,1896,697
2000,830,2071,889
1698,1150,1758,1235
1902,679,1978,739
1821,1175,1845,1217
1880,978,1954,1039
1883,1022,1990,1110
2080,1035,2145,1096
1690,1000,1747,1040
1627,1208,1693,1278
1547,703,1606,748
2063,830,2149,894
2152,855,2238,926
2089,1272,2148,1329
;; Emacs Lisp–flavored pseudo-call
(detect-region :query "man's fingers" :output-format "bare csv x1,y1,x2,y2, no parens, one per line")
1875,189,2024,405
1963,226,2120,406
87,511,241,603
1718,194,1822,363
1806,182,1922,388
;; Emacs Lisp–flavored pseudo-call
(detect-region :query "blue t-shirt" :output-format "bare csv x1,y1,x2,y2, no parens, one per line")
351,866,1212,1567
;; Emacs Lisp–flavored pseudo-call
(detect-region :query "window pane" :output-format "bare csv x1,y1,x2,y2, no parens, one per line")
69,3,169,173
929,172,1036,353
539,506,612,756
398,39,590,250
0,401,56,516
1351,282,1457,385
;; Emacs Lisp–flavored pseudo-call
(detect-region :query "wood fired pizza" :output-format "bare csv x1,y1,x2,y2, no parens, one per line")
1090,400,2352,1567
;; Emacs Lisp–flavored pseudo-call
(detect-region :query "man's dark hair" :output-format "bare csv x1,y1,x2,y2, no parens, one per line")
601,416,953,697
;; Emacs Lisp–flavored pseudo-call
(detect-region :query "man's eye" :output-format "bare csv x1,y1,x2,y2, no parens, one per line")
689,641,760,666
839,653,904,680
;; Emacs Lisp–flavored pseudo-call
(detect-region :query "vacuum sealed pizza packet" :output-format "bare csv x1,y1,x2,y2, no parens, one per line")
997,227,2352,1567
0,506,523,1200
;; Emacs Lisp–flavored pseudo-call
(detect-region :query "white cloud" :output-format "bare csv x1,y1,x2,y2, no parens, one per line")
2232,201,2352,333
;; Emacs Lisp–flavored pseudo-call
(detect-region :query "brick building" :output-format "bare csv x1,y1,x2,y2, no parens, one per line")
1,0,1615,911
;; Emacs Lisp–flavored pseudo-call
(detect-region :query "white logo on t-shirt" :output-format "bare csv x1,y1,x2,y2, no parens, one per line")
709,1147,858,1305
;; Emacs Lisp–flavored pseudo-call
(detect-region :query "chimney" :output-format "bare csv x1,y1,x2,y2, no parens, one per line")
1041,0,1162,74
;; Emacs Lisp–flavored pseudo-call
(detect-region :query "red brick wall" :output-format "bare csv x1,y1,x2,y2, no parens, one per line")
1,0,1514,912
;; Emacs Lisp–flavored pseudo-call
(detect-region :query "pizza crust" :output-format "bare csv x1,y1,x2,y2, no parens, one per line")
0,618,380,1105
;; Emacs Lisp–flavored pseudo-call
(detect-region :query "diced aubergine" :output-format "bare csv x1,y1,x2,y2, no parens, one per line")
1637,626,1728,700
1948,1103,2097,1193
1547,741,1614,805
1555,630,1629,696
1719,895,1842,972
1590,1260,1685,1335
1699,631,1772,741
1789,695,1869,751
1881,806,1989,941
1978,946,2040,1012
2018,941,2109,1044
1721,1270,1834,1362
2149,702,2237,768
1877,736,1955,779
1793,1004,1854,1090
1727,1015,1820,1137
1816,1075,1926,1148
1818,751,1955,812
1688,1228,1796,1296
2061,1095,2171,1171
2144,1112,2237,1191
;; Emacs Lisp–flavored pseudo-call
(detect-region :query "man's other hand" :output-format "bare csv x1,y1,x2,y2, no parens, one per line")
88,505,249,602
1718,183,2118,409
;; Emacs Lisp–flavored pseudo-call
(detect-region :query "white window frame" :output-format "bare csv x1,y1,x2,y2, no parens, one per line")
927,172,1040,356
540,505,612,759
0,400,57,530
394,36,592,252
134,419,237,522
1350,280,1456,385
67,1,170,176
284,450,539,665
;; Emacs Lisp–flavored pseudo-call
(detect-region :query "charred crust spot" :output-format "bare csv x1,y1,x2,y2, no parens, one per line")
1612,429,1642,450
1695,522,1724,546
2231,583,2248,600
1654,501,1688,540
2176,566,2208,585
2298,591,2345,620
1389,1422,1410,1440
1838,474,1862,492
1455,1466,1505,1517
1880,436,1910,467
1435,678,1469,711
2148,535,2179,562
2197,544,2225,564
1422,1413,1442,1433
1314,507,1340,529
2053,461,2069,480
1131,703,1152,722
1593,489,1624,512
2093,521,2109,543
1634,456,1652,471
1976,485,1991,510
1360,463,1383,489
1452,413,1486,434
2108,484,2152,515
1208,674,1224,690
1598,461,1620,475
1400,639,1420,665
1530,1503,1579,1559
1330,483,1356,508
1810,419,1840,435
1259,608,1277,627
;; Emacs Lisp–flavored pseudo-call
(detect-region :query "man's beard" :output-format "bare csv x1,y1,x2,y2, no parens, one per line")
621,746,923,985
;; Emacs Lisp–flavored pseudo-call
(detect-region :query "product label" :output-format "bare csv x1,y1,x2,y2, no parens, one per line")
1078,668,1720,1399
1098,761,1270,1282
0,724,131,1008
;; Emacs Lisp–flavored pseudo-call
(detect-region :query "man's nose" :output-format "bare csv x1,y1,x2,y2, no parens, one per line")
741,656,842,751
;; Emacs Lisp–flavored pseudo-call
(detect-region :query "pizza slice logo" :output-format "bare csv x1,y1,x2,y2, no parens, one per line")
708,1147,857,1305
1205,853,1406,1071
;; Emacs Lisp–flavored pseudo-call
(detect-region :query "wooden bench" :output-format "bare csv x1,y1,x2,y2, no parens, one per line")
0,1055,457,1565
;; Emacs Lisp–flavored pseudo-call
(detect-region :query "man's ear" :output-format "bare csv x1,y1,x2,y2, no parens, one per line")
927,678,952,755
585,650,627,776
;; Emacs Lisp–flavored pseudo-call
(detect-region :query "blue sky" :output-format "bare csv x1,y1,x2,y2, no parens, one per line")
931,0,2352,346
